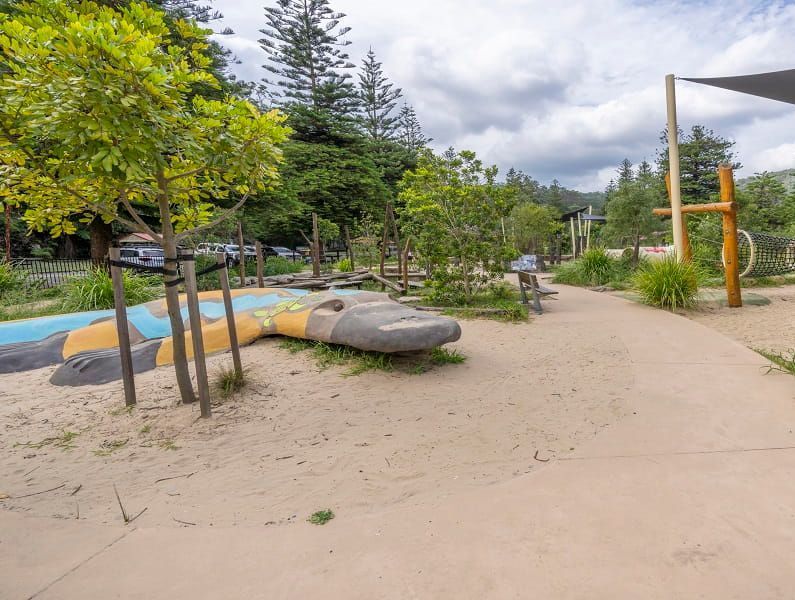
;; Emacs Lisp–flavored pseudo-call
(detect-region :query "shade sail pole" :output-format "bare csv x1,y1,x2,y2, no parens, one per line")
665,74,685,260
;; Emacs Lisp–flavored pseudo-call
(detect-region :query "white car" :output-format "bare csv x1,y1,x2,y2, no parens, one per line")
195,242,226,256
119,246,165,268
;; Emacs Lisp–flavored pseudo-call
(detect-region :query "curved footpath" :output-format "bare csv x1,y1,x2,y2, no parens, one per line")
4,285,795,599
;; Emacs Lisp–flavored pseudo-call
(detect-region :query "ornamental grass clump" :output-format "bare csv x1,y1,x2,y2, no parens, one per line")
633,255,700,310
62,268,160,312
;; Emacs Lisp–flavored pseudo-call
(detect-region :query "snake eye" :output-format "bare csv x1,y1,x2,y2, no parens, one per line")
333,302,344,312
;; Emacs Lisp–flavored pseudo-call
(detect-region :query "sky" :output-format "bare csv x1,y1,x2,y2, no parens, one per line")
210,0,795,191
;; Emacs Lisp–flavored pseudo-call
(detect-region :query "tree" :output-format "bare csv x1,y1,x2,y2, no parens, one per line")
657,125,741,204
737,171,790,233
0,0,291,403
510,203,561,255
259,0,356,116
397,103,431,153
358,48,402,142
399,148,516,302
604,160,663,265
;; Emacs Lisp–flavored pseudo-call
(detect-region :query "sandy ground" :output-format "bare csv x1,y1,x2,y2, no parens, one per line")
684,284,795,356
0,310,632,529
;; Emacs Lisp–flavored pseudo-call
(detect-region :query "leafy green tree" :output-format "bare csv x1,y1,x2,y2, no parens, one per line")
358,48,402,142
510,203,561,255
604,160,663,265
737,171,790,233
0,0,291,403
657,125,741,204
399,148,516,302
259,0,356,116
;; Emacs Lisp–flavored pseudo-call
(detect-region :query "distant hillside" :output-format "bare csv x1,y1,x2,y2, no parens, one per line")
737,169,795,193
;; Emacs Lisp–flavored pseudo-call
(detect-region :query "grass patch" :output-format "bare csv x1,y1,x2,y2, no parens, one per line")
213,366,249,399
15,429,80,451
757,349,795,376
139,425,151,435
61,267,160,312
632,256,700,310
552,249,637,288
158,439,179,451
423,281,529,323
308,509,335,525
280,337,466,376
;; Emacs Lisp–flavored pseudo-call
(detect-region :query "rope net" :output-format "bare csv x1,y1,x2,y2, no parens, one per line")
733,230,795,277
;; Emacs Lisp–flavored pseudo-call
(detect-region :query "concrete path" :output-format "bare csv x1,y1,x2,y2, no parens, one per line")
3,285,795,599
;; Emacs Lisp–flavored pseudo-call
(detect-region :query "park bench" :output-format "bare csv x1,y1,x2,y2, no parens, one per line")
517,271,558,315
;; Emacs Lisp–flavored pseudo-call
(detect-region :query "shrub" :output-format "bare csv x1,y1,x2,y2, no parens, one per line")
578,247,613,285
335,257,353,272
61,268,160,311
633,256,700,310
213,366,248,398
264,256,303,277
0,262,27,300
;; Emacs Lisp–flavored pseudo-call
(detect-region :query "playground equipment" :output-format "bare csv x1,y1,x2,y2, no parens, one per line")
0,288,462,386
654,165,742,307
735,230,795,278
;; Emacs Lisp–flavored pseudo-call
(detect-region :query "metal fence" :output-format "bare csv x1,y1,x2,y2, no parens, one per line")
13,257,107,288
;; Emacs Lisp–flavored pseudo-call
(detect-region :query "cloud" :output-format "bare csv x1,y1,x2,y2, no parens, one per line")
211,0,795,190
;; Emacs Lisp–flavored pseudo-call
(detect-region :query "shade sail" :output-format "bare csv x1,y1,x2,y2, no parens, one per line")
682,69,795,105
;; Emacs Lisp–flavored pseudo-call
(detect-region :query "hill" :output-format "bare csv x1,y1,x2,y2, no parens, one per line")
737,168,795,193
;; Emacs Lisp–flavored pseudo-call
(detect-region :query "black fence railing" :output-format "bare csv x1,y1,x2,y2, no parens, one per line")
13,257,107,288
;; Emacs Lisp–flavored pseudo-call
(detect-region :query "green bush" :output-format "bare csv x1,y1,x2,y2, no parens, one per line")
264,256,303,277
552,248,618,287
335,257,353,272
633,256,700,310
62,268,160,311
0,262,27,300
578,247,613,285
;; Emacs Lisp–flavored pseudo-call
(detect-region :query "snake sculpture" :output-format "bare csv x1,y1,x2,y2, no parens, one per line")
0,288,461,386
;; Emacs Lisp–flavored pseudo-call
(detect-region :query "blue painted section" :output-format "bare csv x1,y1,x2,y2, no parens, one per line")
0,290,311,346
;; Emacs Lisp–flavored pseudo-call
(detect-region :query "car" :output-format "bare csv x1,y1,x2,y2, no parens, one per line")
263,246,302,261
222,244,258,266
119,246,165,268
195,242,226,256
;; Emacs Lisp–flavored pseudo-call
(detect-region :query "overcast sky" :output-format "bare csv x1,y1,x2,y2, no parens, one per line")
211,0,795,191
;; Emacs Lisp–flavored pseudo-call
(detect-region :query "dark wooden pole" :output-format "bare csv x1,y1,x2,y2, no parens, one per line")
311,212,321,278
237,221,246,288
4,204,12,261
217,252,243,378
344,225,355,269
108,247,136,407
388,203,402,277
402,238,410,294
255,241,264,288
379,204,389,288
181,249,211,418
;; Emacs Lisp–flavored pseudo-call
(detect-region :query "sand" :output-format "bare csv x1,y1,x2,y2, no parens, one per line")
684,285,795,356
0,306,632,528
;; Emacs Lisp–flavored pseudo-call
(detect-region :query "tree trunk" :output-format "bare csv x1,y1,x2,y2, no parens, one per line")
461,255,471,301
3,204,10,261
157,173,195,405
632,230,641,267
89,216,113,263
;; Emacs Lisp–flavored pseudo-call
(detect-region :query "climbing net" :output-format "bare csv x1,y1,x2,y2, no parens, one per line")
733,230,795,277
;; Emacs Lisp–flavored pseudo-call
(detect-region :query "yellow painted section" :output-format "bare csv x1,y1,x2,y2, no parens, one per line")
270,307,310,338
62,320,120,359
154,313,265,367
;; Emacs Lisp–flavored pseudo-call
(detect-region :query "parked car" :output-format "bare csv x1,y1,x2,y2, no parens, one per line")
222,244,257,266
263,246,302,261
195,242,226,256
119,246,165,268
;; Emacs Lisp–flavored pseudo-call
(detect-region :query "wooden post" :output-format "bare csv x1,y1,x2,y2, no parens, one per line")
217,252,243,378
665,74,685,260
389,203,402,277
719,165,742,308
664,172,692,261
108,247,136,407
379,204,389,288
311,212,321,278
181,249,211,418
569,217,577,258
237,221,246,288
3,204,10,261
402,238,411,294
344,225,355,269
255,241,264,288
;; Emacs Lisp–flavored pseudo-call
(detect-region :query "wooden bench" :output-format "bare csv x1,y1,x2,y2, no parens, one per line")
517,271,558,315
